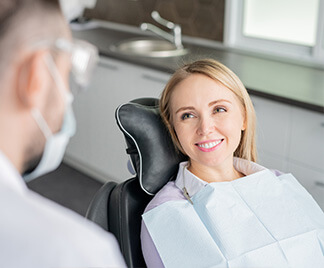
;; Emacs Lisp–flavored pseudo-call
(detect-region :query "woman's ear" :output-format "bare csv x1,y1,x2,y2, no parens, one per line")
241,112,247,131
242,120,247,131
15,50,48,109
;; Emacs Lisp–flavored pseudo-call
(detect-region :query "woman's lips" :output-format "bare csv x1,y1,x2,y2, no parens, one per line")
195,139,223,152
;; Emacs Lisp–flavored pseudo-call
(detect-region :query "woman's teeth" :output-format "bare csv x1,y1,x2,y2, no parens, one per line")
197,140,222,149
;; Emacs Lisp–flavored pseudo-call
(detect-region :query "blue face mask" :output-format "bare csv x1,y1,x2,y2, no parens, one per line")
23,56,76,182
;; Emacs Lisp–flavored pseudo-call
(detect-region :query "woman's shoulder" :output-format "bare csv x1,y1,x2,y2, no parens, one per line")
144,181,186,213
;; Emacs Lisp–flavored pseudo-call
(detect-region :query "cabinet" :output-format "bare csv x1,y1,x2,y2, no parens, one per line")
251,96,291,172
289,162,324,210
251,95,324,210
64,57,170,183
288,106,324,210
288,107,324,170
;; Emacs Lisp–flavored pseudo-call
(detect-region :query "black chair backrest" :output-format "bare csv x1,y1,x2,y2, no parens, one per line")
86,182,117,231
86,98,186,267
108,178,153,267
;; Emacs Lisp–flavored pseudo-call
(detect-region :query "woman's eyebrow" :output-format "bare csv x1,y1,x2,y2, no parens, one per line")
208,99,232,107
175,106,195,114
175,100,232,114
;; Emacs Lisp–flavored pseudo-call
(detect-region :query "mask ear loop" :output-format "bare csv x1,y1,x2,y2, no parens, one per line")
31,53,74,140
28,54,60,140
43,53,74,105
31,108,52,139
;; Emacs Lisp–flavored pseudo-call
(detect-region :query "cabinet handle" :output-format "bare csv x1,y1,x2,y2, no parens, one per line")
142,74,169,84
315,181,324,188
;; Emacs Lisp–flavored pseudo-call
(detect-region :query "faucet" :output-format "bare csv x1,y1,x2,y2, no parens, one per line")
140,11,183,49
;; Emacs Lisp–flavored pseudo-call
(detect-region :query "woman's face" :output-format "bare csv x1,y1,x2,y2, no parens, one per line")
170,74,246,172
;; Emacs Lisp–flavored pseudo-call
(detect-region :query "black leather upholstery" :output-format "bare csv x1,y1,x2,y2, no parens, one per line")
86,182,117,231
116,98,186,195
86,98,186,267
108,178,152,267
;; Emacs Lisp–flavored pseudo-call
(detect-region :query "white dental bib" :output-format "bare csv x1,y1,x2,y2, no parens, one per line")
143,165,324,268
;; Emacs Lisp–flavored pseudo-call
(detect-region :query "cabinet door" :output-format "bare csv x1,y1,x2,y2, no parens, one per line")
65,57,170,183
257,152,289,172
251,96,291,171
288,107,324,170
289,161,324,211
133,67,170,96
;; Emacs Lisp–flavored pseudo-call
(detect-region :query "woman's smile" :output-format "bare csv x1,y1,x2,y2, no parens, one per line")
195,139,224,152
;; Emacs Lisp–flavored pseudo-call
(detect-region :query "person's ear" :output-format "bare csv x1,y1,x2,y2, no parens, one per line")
15,50,49,109
241,111,247,131
242,119,247,131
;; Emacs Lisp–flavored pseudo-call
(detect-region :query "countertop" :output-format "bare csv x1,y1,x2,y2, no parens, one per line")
71,20,324,114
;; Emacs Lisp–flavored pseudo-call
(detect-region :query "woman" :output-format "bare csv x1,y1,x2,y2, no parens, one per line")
140,59,324,268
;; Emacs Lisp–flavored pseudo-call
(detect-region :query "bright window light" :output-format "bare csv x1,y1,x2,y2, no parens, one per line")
243,0,320,46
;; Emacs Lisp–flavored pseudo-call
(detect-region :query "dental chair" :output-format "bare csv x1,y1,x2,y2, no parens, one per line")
86,98,186,267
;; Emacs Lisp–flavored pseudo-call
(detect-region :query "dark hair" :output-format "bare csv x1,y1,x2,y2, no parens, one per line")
0,0,63,79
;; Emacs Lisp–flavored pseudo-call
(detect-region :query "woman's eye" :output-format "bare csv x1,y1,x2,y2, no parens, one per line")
214,107,226,113
181,113,194,120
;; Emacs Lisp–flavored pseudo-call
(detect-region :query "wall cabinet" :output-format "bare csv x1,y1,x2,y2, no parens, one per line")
64,57,170,183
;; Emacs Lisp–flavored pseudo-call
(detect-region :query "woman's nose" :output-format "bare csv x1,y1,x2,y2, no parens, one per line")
197,116,214,136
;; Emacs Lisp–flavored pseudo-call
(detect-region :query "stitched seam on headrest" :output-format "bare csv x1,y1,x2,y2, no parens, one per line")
116,103,155,196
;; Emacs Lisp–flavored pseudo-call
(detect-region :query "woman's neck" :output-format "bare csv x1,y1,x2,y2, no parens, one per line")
188,158,244,183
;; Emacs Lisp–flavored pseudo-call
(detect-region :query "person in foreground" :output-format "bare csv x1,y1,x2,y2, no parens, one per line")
140,59,324,268
0,0,125,267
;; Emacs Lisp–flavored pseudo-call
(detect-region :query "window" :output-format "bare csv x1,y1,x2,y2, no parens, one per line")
224,0,324,66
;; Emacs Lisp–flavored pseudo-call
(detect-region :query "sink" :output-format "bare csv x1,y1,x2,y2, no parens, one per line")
109,38,189,58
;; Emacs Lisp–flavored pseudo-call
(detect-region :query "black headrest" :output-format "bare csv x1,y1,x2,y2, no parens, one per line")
115,98,186,195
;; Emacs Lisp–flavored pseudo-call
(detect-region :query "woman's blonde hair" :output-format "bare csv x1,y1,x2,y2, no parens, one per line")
160,59,257,162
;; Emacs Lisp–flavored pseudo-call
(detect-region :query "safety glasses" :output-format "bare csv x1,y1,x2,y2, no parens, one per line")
54,38,99,89
33,37,99,91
